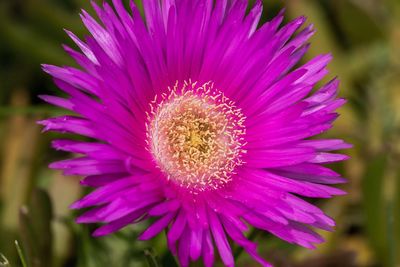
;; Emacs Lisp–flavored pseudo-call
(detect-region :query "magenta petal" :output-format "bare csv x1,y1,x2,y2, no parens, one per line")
309,152,350,163
92,208,146,236
80,173,126,187
208,209,234,267
222,216,272,267
246,147,315,168
299,139,352,151
178,226,191,267
70,177,138,209
38,116,98,138
167,209,187,245
202,229,215,267
139,212,175,240
39,95,74,110
148,199,181,216
65,29,98,64
189,228,203,261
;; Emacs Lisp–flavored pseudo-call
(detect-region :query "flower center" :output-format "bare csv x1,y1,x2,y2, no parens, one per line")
146,81,246,191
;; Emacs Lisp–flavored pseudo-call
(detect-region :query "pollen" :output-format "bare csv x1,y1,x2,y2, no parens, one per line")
146,81,246,191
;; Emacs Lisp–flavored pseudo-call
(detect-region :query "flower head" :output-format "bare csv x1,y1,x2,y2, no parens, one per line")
40,1,350,266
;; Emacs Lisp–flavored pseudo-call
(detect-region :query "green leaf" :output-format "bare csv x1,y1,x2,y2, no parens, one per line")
0,253,11,267
18,189,53,267
15,241,27,267
144,249,160,267
72,225,112,267
385,165,400,267
362,154,389,266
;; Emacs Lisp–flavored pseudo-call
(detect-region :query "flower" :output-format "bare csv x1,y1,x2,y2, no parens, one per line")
39,0,350,266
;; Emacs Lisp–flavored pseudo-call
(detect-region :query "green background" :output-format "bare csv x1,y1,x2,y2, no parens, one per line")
0,0,399,266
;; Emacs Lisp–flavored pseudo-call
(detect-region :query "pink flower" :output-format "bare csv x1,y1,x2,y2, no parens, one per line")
40,1,350,266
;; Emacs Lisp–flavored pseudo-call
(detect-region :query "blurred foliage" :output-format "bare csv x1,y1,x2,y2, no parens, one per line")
0,0,399,266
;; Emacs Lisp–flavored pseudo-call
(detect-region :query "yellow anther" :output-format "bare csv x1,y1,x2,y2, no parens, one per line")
146,81,246,191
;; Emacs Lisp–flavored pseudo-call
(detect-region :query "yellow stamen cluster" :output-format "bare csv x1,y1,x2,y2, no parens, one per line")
146,81,246,191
